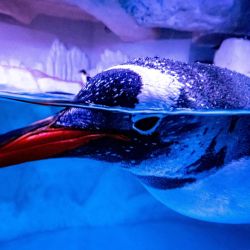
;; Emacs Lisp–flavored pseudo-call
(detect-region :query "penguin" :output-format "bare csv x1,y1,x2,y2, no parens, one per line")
79,69,91,87
0,57,250,223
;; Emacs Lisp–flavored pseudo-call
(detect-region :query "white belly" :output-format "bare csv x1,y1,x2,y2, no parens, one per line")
143,157,250,223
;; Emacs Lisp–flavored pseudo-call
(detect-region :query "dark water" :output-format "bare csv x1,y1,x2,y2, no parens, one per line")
0,90,250,250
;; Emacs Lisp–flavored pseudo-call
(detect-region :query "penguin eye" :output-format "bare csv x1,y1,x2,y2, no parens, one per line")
133,116,161,135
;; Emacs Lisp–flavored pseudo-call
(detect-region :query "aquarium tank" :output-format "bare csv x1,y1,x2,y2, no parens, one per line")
0,0,250,249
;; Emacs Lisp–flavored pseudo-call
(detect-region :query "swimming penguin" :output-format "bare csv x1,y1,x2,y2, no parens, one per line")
0,57,250,223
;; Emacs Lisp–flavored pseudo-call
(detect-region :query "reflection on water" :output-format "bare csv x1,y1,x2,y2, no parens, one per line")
1,90,250,115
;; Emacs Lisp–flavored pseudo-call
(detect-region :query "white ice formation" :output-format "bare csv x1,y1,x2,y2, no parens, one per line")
90,49,129,76
214,38,250,77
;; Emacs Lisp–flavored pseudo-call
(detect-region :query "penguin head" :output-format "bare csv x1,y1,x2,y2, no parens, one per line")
76,60,184,110
52,66,170,164
55,64,175,135
0,62,181,170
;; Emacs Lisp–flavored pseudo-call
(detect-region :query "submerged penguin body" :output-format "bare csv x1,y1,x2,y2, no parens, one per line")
131,113,250,223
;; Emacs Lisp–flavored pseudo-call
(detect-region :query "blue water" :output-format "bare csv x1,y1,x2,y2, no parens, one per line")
0,94,250,249
1,89,250,114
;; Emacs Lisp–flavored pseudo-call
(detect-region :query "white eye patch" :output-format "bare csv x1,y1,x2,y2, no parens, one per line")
108,64,184,110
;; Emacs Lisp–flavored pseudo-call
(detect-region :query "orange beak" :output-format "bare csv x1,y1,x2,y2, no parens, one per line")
0,118,127,168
